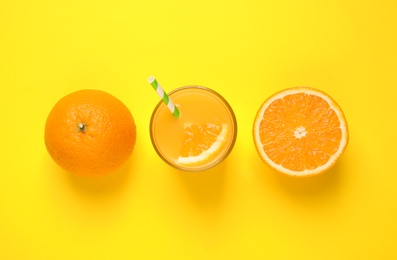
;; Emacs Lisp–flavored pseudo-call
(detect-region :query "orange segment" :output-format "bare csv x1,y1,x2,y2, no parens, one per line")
253,87,348,176
177,123,228,165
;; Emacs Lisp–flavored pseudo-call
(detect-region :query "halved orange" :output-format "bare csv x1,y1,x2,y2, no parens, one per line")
253,87,348,177
177,123,229,165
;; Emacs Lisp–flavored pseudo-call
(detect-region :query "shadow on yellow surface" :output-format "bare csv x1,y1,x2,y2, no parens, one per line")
274,160,343,197
250,147,350,210
176,161,227,211
43,150,136,205
67,159,133,197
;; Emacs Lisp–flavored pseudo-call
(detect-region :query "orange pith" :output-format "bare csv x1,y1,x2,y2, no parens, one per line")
44,89,136,176
177,123,228,165
253,87,348,176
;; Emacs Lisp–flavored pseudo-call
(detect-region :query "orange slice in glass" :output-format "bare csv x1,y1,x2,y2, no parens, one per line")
177,123,229,165
253,87,349,176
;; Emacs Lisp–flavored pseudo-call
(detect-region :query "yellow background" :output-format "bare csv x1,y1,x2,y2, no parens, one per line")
1,0,397,259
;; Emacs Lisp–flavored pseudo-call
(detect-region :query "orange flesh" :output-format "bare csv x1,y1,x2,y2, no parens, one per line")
180,123,223,157
259,93,342,172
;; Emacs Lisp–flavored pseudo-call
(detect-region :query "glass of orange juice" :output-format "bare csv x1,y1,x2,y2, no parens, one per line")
150,85,237,171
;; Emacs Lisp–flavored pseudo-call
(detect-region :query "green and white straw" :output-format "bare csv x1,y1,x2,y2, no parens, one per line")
148,76,180,118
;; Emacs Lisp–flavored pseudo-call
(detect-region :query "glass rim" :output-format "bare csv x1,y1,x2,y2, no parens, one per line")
149,85,238,172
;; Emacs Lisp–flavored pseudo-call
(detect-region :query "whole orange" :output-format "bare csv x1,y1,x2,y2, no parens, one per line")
44,89,136,176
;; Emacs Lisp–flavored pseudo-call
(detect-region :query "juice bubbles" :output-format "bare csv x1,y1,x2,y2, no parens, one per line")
150,86,237,171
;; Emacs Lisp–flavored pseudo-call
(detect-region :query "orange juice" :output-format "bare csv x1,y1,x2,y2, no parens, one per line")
150,86,237,171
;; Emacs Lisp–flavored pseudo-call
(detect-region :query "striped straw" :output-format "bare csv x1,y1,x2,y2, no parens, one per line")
148,76,180,118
